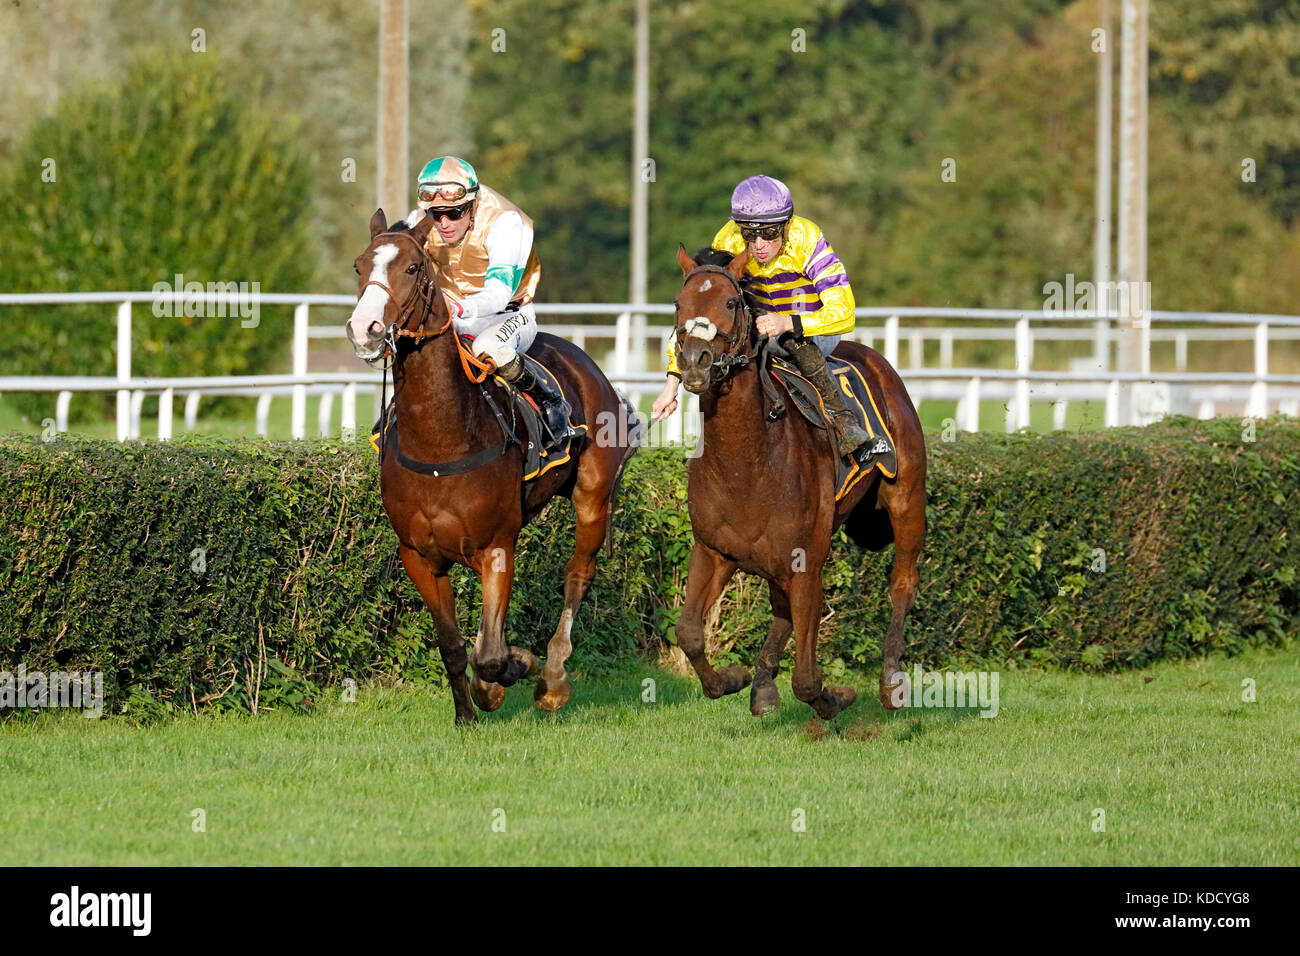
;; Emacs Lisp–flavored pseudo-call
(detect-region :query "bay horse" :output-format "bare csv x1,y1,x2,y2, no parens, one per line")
346,209,636,724
671,245,926,719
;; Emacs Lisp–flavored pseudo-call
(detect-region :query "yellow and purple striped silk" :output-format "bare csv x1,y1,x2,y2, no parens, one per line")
666,216,855,375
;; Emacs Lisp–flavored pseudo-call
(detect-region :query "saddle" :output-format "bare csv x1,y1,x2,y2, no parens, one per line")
765,352,898,502
370,345,585,483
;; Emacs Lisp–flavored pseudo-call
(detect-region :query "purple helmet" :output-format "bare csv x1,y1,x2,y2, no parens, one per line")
730,175,793,224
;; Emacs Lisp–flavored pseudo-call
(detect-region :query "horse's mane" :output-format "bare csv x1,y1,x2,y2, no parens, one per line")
385,219,413,234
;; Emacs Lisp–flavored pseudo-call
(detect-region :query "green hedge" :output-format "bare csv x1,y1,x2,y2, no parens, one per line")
1,418,1296,716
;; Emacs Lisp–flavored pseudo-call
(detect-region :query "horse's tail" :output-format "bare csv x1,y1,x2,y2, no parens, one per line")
604,396,640,559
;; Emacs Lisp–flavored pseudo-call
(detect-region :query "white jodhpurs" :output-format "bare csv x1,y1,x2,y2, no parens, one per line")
472,302,538,368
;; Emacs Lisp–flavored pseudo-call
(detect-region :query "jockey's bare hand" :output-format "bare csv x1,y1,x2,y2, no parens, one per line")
652,377,680,422
755,312,794,337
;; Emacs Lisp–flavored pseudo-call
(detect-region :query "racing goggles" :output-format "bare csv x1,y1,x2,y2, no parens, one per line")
738,222,786,242
417,181,476,204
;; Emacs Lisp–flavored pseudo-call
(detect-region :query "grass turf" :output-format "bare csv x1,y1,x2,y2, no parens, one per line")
1,645,1295,866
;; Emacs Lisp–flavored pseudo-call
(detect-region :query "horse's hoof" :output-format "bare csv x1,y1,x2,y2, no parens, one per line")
471,676,506,712
534,672,571,712
879,671,907,711
811,685,857,720
454,709,478,726
750,681,780,716
509,646,540,680
720,666,753,695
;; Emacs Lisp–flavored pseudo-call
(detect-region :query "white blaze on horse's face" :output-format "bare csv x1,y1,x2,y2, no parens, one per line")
346,243,399,360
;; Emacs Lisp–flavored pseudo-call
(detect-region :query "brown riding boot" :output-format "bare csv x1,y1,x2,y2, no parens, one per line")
784,337,871,459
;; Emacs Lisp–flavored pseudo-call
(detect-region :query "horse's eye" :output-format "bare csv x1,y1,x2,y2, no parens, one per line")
406,263,419,275
727,297,739,309
354,264,360,275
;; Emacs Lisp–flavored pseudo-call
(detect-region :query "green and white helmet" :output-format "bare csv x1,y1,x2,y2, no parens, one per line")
416,156,479,207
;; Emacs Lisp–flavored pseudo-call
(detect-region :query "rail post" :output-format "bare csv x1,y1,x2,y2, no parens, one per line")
158,387,173,441
116,300,131,442
318,390,334,437
185,392,201,431
1247,321,1268,418
341,383,357,440
960,376,981,432
256,393,273,437
1015,315,1031,430
292,302,308,439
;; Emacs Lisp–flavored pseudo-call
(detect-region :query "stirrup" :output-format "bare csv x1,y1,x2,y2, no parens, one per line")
540,398,579,443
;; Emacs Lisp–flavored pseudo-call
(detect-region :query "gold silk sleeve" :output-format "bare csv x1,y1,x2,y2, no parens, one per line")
798,282,856,337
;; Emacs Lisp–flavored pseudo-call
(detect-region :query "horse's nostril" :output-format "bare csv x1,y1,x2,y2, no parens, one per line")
368,320,383,338
697,350,713,368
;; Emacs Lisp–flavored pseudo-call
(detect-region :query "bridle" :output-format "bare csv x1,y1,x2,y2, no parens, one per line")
358,230,449,363
674,265,756,384
357,229,496,383
355,228,500,467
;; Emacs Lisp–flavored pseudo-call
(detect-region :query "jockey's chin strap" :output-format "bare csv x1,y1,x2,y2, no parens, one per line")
674,265,756,384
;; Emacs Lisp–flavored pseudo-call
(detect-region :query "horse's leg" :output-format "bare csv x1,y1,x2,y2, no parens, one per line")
535,471,609,712
399,545,475,725
750,580,792,716
878,494,924,710
678,541,751,699
789,568,857,720
468,541,539,712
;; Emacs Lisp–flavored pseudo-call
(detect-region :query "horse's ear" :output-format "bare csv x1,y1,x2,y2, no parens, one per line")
676,242,696,277
369,208,388,239
409,208,437,243
727,247,751,282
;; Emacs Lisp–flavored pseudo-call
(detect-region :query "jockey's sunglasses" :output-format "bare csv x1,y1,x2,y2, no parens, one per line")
418,181,473,203
738,222,786,242
427,201,474,222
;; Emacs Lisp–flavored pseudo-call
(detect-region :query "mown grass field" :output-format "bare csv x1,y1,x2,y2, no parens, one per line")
2,646,1295,866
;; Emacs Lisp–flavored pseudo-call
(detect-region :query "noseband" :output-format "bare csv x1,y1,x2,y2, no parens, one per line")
675,265,755,383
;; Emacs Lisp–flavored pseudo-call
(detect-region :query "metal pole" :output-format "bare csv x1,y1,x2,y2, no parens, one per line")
1094,0,1112,369
378,0,410,219
629,0,649,372
1117,0,1148,424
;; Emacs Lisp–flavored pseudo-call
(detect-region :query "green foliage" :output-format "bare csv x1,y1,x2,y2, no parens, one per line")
2,419,1296,718
468,0,933,304
0,53,317,417
863,2,1300,313
1150,0,1300,225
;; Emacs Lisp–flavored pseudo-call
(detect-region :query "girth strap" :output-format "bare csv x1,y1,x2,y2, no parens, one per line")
382,384,520,477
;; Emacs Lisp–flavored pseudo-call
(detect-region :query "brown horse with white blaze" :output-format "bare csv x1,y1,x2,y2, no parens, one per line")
346,209,636,724
671,245,926,719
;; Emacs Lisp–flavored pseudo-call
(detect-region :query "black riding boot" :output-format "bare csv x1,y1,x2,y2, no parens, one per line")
499,356,579,443
783,336,871,459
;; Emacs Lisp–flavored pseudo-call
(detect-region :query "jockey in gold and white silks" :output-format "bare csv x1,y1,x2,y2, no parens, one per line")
406,155,575,441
